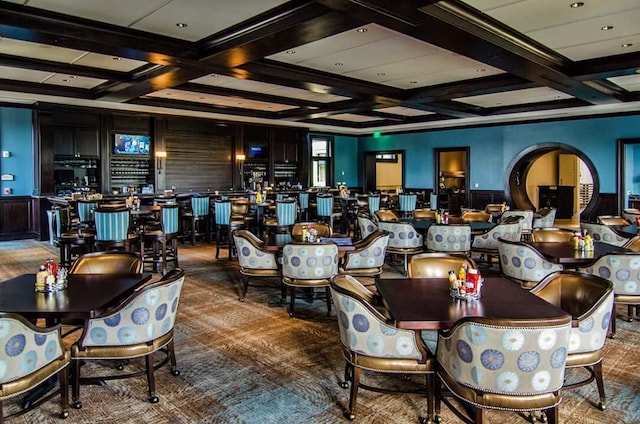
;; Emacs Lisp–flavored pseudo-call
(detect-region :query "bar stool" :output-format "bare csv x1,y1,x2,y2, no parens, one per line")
316,194,341,233
182,195,210,245
398,193,417,219
214,200,245,260
76,199,99,229
265,199,297,237
141,205,179,274
298,192,310,222
93,208,139,253
54,206,95,267
367,194,380,217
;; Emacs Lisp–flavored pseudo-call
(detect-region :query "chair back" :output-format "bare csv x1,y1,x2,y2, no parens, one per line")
281,242,338,280
398,193,417,213
298,192,309,209
531,271,614,354
472,221,522,250
530,228,575,242
70,251,143,274
622,208,640,225
580,222,630,246
578,252,640,297
408,253,477,279
413,209,437,220
378,222,423,249
94,209,130,242
437,317,571,396
233,230,278,271
426,224,471,253
154,195,177,206
367,194,380,216
77,199,99,223
316,194,334,217
276,193,287,202
461,211,492,223
330,275,424,360
498,238,563,285
357,216,378,240
533,207,556,228
501,210,534,232
341,230,389,271
191,195,210,218
374,209,399,222
292,222,332,238
161,205,179,235
214,200,231,225
597,215,630,226
231,198,249,216
0,312,66,383
78,269,185,349
276,199,297,226
429,193,438,210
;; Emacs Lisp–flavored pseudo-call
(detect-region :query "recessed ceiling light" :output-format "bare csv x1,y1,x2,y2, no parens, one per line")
176,22,188,28
601,25,614,31
286,50,296,54
69,75,77,79
477,68,486,72
377,72,386,76
61,79,69,82
570,2,584,8
410,81,418,84
621,43,633,48
112,57,121,61
335,62,344,66
356,28,367,33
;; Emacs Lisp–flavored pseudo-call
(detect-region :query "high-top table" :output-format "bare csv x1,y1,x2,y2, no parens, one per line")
526,241,630,268
376,277,570,330
0,273,152,321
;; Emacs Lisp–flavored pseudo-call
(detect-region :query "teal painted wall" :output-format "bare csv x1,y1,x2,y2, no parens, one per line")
347,114,640,193
0,107,33,196
333,134,358,187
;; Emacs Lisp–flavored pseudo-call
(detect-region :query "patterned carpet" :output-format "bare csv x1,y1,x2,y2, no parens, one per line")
1,240,638,424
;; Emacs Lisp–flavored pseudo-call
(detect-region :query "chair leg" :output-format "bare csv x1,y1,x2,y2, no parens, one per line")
593,361,606,410
240,275,249,302
145,353,159,403
609,303,617,339
288,286,296,317
627,305,634,322
346,365,361,420
58,365,70,418
544,406,558,424
167,339,180,376
72,359,82,409
426,373,435,424
325,286,332,316
474,406,485,424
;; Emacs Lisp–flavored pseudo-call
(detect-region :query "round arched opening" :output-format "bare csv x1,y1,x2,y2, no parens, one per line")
504,143,599,219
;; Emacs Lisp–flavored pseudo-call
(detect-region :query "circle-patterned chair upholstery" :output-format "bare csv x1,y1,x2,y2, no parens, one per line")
471,222,522,268
357,216,378,241
426,224,471,254
579,222,631,247
498,238,563,288
339,230,389,280
233,229,280,302
378,221,424,275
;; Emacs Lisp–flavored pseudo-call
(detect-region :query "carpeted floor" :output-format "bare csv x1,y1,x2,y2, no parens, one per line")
1,240,639,424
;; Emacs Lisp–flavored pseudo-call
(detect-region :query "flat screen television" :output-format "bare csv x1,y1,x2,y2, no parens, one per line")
246,142,268,160
113,133,150,155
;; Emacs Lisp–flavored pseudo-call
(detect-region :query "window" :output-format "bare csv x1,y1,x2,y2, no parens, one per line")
311,136,332,187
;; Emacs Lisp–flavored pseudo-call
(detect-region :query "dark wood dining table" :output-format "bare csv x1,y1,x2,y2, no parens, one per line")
526,241,630,267
0,273,152,321
264,235,355,252
404,219,495,236
376,277,570,330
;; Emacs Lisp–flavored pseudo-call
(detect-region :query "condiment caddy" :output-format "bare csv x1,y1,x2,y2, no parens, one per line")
448,264,482,301
36,258,68,293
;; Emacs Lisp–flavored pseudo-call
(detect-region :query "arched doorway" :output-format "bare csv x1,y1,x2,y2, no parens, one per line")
504,143,599,219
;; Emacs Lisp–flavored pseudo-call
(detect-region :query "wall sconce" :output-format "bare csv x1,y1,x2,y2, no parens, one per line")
155,151,167,174
236,154,246,189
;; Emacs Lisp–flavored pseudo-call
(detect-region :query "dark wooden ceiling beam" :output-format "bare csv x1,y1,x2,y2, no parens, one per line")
276,99,379,121
572,51,640,81
484,98,590,116
408,74,539,102
130,97,279,119
0,78,93,99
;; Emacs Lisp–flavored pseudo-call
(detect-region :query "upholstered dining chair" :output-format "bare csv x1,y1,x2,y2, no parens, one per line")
281,242,338,318
378,221,424,275
577,252,640,337
471,221,522,269
580,222,631,247
374,209,399,223
621,208,640,225
413,208,437,221
533,207,557,228
531,227,575,243
93,207,139,253
408,252,477,279
233,229,281,302
70,268,185,408
0,313,70,421
498,238,564,289
530,271,614,411
436,316,571,424
484,203,504,221
265,199,297,236
460,210,492,223
291,222,332,238
425,224,472,254
338,230,389,282
141,204,180,274
330,275,435,422
597,215,630,226
501,210,534,239
231,198,256,233
316,194,342,233
70,251,143,274
357,215,378,241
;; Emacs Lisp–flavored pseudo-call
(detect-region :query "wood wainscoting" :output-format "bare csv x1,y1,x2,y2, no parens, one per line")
0,196,34,241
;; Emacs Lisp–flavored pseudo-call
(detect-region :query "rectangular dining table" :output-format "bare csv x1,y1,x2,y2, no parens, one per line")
526,241,630,268
376,277,570,330
0,273,152,321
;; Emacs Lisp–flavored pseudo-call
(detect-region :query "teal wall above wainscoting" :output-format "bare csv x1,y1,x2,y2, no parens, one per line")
0,107,33,196
327,114,640,193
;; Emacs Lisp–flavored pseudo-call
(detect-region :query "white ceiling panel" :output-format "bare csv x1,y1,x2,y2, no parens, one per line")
377,106,433,117
42,74,107,89
0,65,54,83
72,53,148,72
608,74,640,92
146,89,297,112
329,113,386,123
453,87,573,108
558,35,640,62
0,38,85,63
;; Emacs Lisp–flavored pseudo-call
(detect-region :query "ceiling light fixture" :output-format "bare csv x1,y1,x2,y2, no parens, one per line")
176,22,188,28
335,62,344,66
621,43,633,48
601,25,614,31
477,68,486,72
286,50,295,54
410,81,418,84
112,57,121,61
377,72,386,76
69,75,77,79
570,2,584,8
357,28,367,33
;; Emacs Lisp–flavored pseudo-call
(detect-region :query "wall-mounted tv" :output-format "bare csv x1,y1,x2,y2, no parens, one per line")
246,142,268,160
113,133,150,155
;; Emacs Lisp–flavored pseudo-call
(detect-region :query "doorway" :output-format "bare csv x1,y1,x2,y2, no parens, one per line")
434,147,469,215
362,151,404,193
617,139,640,212
505,143,598,219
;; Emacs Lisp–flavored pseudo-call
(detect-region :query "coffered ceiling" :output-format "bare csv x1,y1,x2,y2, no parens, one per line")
0,0,639,134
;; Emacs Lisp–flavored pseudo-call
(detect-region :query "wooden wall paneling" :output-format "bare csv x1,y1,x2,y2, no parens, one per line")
0,197,32,240
583,193,617,222
469,190,506,210
34,109,55,195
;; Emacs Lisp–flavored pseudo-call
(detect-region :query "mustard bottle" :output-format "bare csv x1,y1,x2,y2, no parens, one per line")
36,265,49,292
458,264,467,282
